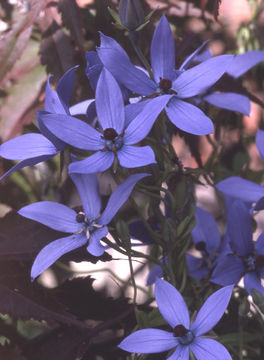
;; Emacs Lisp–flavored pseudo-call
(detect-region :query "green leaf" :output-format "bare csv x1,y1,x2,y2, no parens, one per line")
115,219,131,251
252,289,264,313
135,309,149,329
219,332,263,345
144,9,157,22
107,7,123,27
147,307,167,328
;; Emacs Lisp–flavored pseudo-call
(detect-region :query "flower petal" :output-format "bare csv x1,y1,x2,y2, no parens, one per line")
117,145,156,168
204,92,250,115
56,66,78,111
180,41,209,70
146,263,164,286
192,207,221,253
69,99,95,116
96,68,125,133
18,201,81,233
0,134,57,160
124,99,151,127
210,255,244,286
38,112,103,151
191,285,233,336
244,271,264,296
151,15,175,83
98,173,149,225
129,220,155,245
31,233,86,280
124,95,172,144
226,200,252,256
86,51,103,91
155,278,190,328
256,129,264,161
69,151,114,174
37,111,66,151
185,254,209,281
227,50,264,78
0,154,56,182
70,173,101,219
190,338,232,360
216,176,264,203
173,55,233,98
98,33,156,96
167,345,189,360
118,329,177,354
165,98,214,135
44,77,65,114
87,226,108,256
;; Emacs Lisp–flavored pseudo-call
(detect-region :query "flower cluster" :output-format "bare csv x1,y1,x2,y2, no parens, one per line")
1,8,264,359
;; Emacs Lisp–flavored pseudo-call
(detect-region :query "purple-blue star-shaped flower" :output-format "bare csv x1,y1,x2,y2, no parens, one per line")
0,67,77,181
96,15,233,135
200,50,264,115
18,172,148,280
38,68,170,174
146,207,231,285
119,278,233,359
216,129,264,213
216,175,264,212
211,200,264,295
185,206,230,281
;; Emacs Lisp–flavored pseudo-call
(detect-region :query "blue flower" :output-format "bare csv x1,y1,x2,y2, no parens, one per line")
186,207,230,281
216,176,264,211
119,278,233,359
85,51,130,104
38,68,170,174
18,172,148,280
0,67,77,181
145,207,230,285
216,129,264,212
96,15,233,135
211,200,264,296
201,50,264,115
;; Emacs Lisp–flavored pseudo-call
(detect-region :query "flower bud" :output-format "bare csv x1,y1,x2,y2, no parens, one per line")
119,0,144,31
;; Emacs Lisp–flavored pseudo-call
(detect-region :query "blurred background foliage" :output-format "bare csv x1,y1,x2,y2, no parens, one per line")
0,0,264,359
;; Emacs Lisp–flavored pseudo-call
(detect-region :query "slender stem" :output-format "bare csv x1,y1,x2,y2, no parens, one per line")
128,196,163,246
56,261,149,295
167,250,177,287
138,184,176,215
128,249,137,304
101,237,169,276
128,32,154,80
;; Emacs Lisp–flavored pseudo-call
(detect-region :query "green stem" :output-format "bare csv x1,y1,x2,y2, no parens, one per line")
56,261,149,295
128,196,163,246
138,184,176,215
128,32,154,80
128,249,137,304
101,237,169,276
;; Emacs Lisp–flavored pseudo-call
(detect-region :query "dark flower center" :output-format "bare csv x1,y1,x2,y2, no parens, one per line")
195,241,206,251
158,78,172,91
173,324,188,337
101,128,124,154
75,212,103,239
102,128,118,141
173,324,194,345
245,255,256,271
76,212,86,223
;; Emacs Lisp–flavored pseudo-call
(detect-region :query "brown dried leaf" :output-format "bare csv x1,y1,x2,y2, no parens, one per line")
58,0,85,53
39,21,75,78
0,64,46,141
0,0,47,84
